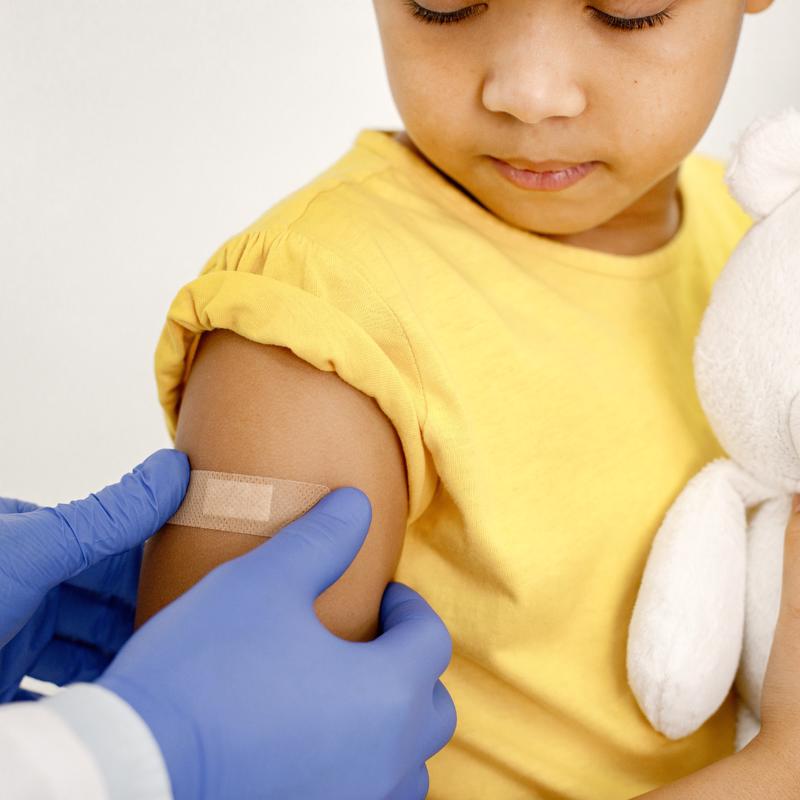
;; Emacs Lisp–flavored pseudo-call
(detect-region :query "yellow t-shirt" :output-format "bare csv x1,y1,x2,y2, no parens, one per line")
154,128,754,799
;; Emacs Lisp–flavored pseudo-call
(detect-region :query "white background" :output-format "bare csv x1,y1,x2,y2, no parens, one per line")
2,1,798,505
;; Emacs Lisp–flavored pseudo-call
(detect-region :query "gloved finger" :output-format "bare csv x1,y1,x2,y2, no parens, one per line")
419,680,457,762
237,486,372,602
0,682,24,704
0,497,40,514
26,637,113,686
11,687,44,702
13,449,190,587
384,763,429,800
376,582,453,682
65,546,142,607
0,591,58,695
54,584,134,657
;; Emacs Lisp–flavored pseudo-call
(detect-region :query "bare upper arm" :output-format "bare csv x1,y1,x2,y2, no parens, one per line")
135,328,410,641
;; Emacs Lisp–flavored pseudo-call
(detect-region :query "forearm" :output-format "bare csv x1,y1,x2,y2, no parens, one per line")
631,737,797,799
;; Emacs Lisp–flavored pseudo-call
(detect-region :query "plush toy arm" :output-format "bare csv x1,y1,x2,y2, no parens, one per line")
626,458,752,740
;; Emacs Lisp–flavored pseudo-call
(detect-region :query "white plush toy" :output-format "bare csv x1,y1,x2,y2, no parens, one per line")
626,106,800,753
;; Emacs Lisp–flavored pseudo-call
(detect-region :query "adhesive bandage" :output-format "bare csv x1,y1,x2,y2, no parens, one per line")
166,469,331,538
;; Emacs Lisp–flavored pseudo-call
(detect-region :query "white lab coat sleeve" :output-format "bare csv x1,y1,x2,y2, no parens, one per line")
0,693,108,800
0,683,173,800
43,682,173,800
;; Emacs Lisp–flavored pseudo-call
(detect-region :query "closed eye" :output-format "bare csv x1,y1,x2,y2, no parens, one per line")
588,6,674,30
402,1,675,32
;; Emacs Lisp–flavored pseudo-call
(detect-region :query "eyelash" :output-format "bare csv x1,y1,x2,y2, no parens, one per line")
588,6,673,29
402,1,674,31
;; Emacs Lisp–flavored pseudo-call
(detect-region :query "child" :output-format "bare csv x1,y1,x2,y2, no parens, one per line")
137,1,782,796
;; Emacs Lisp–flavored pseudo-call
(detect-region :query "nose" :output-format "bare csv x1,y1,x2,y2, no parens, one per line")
481,27,587,124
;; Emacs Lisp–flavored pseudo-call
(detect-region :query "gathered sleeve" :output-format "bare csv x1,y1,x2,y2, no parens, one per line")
153,226,438,526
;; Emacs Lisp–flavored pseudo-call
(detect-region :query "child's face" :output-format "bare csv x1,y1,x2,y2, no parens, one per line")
371,0,774,255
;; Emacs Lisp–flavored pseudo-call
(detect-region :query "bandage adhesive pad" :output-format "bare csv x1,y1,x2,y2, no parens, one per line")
166,469,331,538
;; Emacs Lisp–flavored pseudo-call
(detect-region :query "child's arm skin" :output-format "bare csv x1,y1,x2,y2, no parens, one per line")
631,736,798,798
134,328,410,640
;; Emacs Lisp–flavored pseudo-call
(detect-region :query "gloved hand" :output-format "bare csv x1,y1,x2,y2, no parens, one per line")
98,486,457,800
0,449,189,701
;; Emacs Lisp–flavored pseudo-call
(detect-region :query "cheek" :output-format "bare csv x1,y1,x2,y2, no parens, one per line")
666,21,740,129
599,19,740,173
381,35,446,108
389,57,474,140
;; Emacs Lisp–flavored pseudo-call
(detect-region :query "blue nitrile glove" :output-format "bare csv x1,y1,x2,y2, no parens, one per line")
98,486,457,800
0,449,190,701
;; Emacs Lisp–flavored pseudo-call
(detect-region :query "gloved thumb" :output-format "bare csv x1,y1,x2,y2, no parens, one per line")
15,449,190,585
244,486,372,602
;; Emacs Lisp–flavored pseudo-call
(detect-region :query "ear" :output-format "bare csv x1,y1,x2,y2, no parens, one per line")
745,0,774,12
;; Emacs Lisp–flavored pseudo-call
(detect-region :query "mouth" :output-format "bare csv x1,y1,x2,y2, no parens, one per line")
488,156,600,192
494,156,590,172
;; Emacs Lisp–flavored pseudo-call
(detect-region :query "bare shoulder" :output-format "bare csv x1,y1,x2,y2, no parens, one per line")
137,328,410,640
178,329,409,490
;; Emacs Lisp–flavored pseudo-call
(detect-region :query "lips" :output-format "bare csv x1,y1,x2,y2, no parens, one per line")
495,157,588,172
490,157,599,191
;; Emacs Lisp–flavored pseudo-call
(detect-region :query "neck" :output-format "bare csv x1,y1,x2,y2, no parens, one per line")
539,169,683,257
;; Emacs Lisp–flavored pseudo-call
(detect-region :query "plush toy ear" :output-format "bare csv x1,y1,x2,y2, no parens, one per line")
626,459,763,740
724,105,800,220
